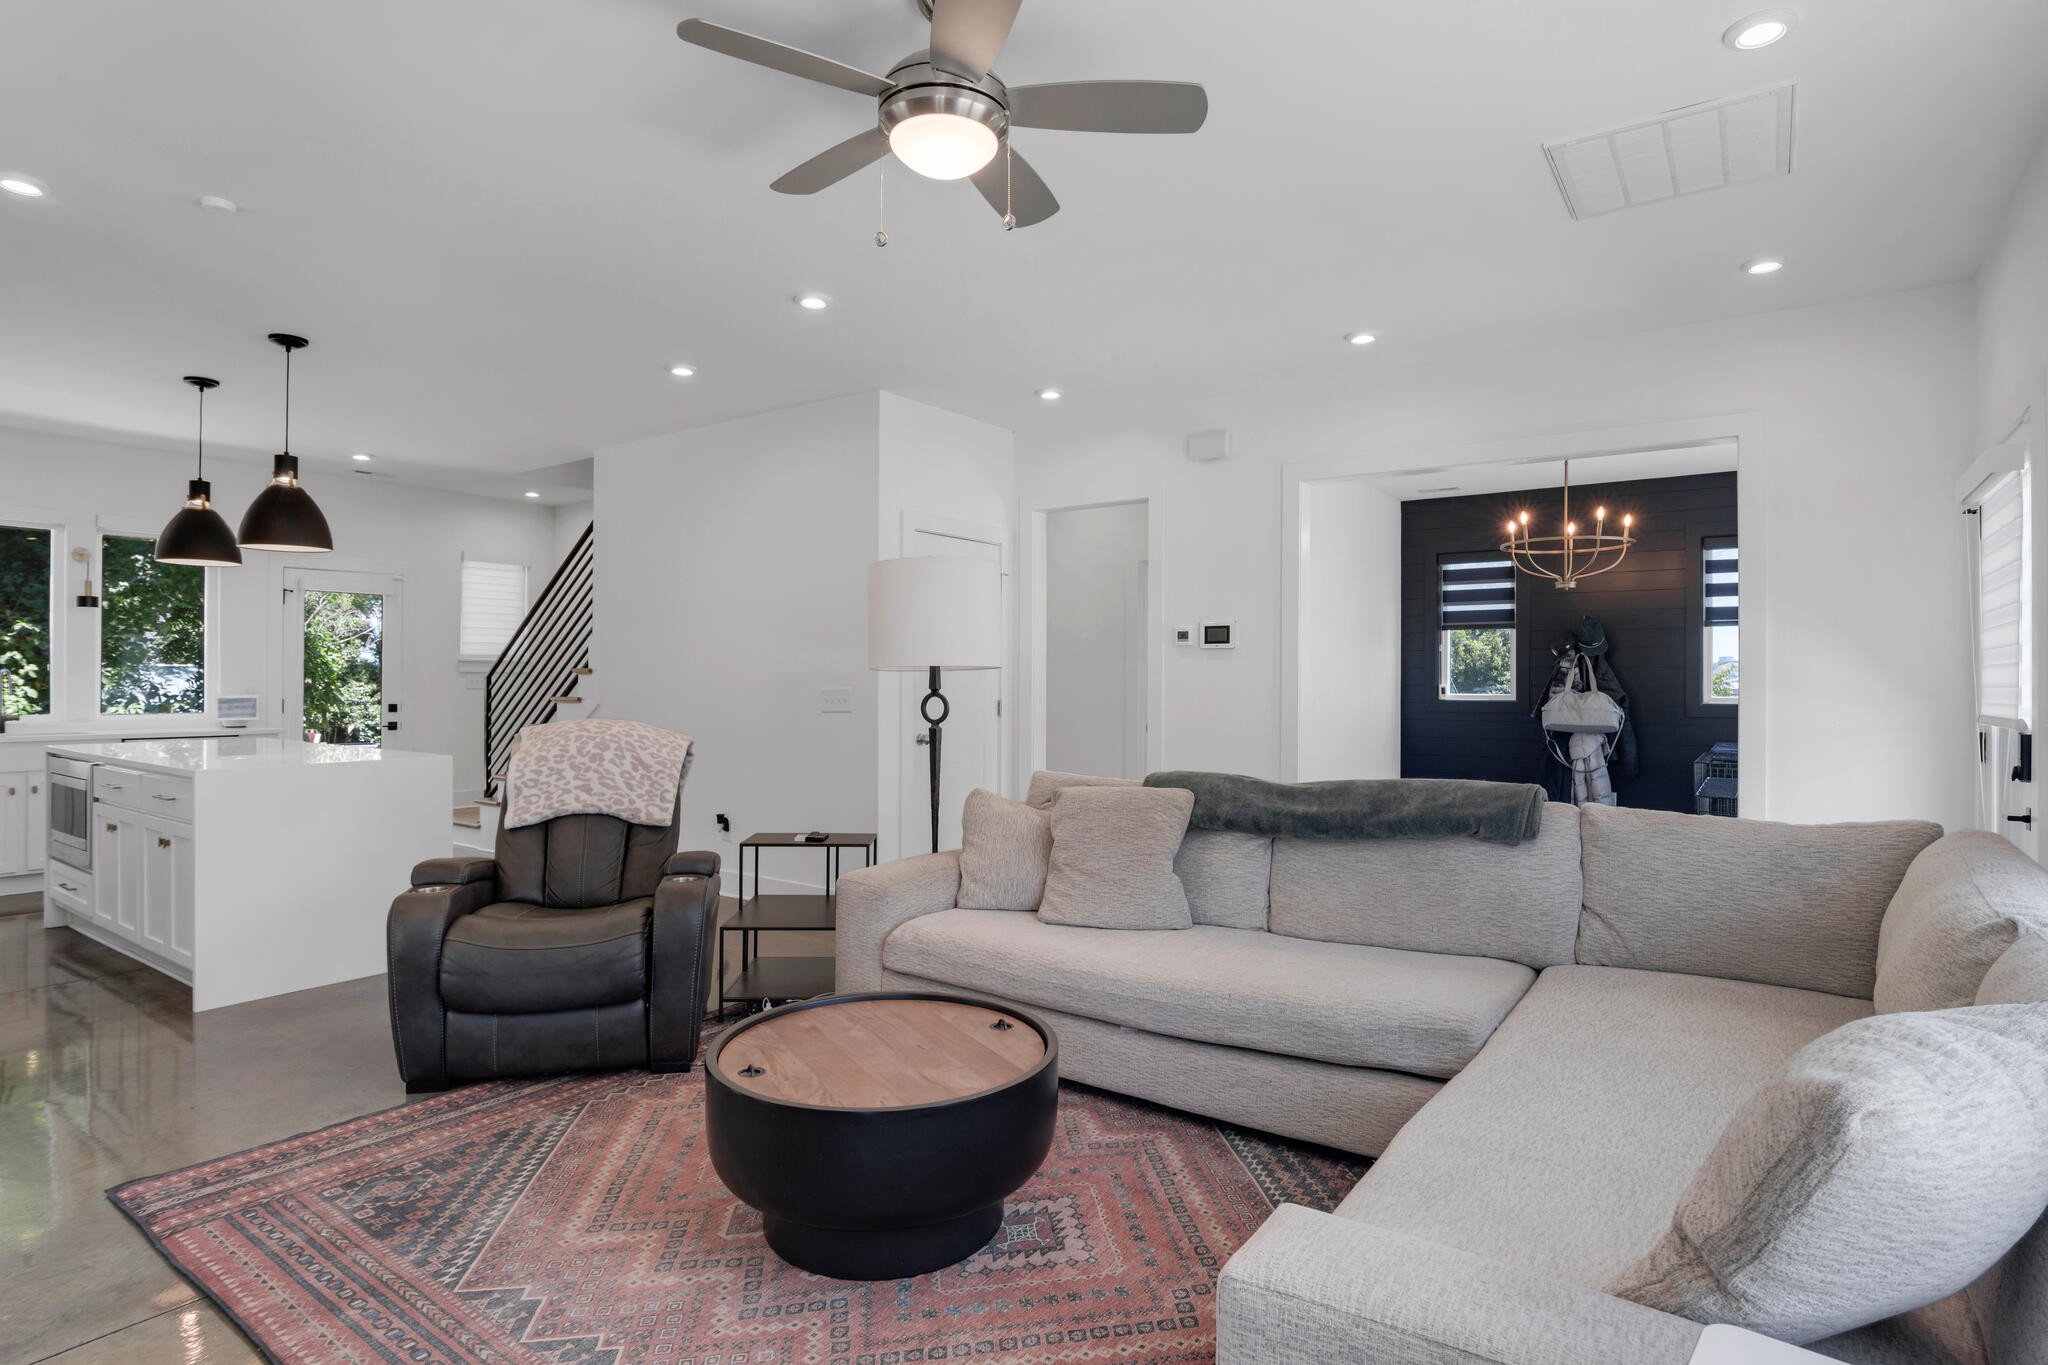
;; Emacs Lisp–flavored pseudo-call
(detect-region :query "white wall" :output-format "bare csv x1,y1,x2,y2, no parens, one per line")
1019,283,1980,830
1298,478,1402,780
0,424,557,796
595,394,884,883
875,393,1014,860
1044,502,1148,779
551,500,594,569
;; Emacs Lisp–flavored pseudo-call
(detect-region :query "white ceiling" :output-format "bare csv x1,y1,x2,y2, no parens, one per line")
1369,442,1739,501
2,0,2045,486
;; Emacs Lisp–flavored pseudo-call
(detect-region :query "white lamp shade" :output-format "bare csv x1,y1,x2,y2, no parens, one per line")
868,556,1002,671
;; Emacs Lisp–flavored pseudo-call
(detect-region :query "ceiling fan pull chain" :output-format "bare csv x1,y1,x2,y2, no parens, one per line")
1002,138,1016,232
875,164,888,248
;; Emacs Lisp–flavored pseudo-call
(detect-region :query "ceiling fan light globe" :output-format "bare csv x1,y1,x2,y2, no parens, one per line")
888,112,999,180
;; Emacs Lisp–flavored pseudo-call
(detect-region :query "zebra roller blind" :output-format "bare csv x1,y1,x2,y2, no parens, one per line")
1439,554,1516,629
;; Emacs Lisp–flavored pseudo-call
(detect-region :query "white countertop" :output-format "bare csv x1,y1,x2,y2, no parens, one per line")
48,736,451,776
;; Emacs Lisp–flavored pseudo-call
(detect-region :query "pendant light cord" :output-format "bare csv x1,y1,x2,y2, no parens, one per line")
196,385,205,480
282,344,291,454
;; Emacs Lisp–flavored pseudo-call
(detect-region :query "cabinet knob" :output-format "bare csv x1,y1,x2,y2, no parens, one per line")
103,783,123,790
7,788,13,796
57,882,77,893
105,823,117,833
152,793,178,802
30,784,37,794
157,837,172,849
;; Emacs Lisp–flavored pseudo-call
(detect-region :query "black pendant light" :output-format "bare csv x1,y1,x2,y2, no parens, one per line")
236,332,333,553
154,376,243,567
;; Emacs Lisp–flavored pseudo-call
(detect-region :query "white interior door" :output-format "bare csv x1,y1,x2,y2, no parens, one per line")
283,569,405,748
900,529,1002,854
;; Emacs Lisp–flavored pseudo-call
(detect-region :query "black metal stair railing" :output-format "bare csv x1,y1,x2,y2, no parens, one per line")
484,522,593,798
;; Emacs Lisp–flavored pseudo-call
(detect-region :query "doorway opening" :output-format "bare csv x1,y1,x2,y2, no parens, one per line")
285,570,404,748
1044,502,1149,780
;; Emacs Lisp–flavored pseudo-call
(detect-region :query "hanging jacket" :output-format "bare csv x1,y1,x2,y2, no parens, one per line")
1534,644,1639,801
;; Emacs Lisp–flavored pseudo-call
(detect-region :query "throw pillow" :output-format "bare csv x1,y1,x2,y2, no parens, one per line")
1025,769,1139,809
1979,928,2048,1006
1039,785,1196,930
1609,1004,2048,1343
1875,831,2048,1013
956,788,1051,912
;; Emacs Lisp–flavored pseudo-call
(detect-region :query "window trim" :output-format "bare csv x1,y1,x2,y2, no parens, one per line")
1685,520,1739,718
1434,550,1521,707
93,519,219,722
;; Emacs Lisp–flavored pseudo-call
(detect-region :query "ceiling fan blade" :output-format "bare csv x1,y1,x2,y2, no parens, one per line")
675,18,889,98
771,128,891,195
928,0,1023,78
1007,81,1209,134
969,145,1059,227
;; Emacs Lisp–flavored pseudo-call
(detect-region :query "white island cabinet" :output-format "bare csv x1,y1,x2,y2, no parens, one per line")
42,737,451,1011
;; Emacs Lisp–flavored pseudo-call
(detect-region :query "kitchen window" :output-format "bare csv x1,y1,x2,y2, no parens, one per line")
1702,536,1739,704
0,522,54,717
1439,553,1516,700
100,533,207,714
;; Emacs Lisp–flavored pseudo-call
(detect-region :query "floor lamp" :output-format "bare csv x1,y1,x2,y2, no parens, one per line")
868,556,1003,853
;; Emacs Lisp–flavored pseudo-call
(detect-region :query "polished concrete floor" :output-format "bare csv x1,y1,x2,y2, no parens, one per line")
0,893,810,1364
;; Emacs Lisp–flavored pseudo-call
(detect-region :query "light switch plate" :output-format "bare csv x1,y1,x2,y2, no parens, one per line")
821,687,852,713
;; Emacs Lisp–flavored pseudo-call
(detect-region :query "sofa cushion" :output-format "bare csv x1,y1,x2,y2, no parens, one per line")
1577,805,1941,998
956,788,1051,912
1338,965,1870,1288
1039,785,1195,930
440,898,650,1013
883,910,1534,1079
1025,769,1138,808
1175,829,1272,931
1609,1005,2048,1345
1980,928,2048,1005
1875,831,2048,1014
1268,811,1581,968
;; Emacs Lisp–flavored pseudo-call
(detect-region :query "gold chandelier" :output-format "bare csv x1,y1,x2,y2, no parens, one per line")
1500,460,1634,590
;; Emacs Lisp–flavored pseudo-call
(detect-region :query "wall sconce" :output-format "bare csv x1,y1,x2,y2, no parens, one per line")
72,547,98,608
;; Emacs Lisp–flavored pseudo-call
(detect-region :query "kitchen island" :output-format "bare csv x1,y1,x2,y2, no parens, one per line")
42,737,451,1010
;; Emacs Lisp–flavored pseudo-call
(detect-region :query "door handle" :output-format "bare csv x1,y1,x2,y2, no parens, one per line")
914,734,931,745
2008,809,2034,829
105,823,117,833
57,882,78,893
157,837,172,849
385,721,399,731
152,793,178,802
102,782,123,789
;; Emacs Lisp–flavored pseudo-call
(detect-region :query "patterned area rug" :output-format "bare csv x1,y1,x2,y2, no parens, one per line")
111,1071,1368,1364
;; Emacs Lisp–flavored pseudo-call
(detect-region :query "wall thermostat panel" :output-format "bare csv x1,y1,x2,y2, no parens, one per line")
1200,622,1236,649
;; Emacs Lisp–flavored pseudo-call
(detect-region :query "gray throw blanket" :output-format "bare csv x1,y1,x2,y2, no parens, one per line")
1142,772,1545,846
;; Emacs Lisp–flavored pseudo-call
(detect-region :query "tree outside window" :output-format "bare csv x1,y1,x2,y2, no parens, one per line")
100,534,205,714
302,590,384,745
1445,627,1514,697
0,525,52,717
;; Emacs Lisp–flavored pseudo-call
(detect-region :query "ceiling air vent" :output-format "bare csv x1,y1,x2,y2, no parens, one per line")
1544,84,1795,220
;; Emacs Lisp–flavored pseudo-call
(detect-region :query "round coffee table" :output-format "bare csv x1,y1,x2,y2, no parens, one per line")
704,992,1059,1280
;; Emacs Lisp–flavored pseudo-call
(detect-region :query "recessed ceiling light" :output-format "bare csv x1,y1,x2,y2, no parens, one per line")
350,452,373,462
794,292,831,311
1742,256,1785,275
1037,388,1063,402
1723,7,1796,50
669,364,696,378
1344,331,1377,346
524,490,541,498
197,195,241,214
0,176,46,199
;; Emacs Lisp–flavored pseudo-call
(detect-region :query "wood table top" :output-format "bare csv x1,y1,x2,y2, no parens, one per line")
716,997,1046,1110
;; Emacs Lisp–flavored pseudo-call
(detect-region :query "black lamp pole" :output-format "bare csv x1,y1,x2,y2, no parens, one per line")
922,665,948,853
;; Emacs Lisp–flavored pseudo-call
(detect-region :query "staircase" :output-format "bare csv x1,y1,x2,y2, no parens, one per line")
473,523,597,839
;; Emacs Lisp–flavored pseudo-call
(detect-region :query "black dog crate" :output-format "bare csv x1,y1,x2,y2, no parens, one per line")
1693,742,1739,818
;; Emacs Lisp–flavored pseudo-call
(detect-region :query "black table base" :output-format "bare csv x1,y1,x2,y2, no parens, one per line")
763,1202,1003,1281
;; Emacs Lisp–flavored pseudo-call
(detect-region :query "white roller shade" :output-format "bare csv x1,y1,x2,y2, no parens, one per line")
1974,468,2031,730
460,559,529,660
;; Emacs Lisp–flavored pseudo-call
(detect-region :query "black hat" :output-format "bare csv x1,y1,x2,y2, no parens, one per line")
1575,615,1609,656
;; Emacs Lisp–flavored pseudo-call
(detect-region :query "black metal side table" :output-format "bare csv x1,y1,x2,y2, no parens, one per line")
718,831,877,1014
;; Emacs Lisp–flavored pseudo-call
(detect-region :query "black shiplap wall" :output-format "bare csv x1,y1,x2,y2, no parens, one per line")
1400,471,1738,812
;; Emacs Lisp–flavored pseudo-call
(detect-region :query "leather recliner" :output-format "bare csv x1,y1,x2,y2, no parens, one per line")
386,796,719,1092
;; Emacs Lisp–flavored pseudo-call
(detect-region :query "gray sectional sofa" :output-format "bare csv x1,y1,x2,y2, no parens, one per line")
836,794,2048,1365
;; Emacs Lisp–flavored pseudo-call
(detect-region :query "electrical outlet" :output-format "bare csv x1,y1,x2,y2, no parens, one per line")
821,687,852,713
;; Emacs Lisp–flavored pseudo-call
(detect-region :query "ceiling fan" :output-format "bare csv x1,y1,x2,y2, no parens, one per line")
675,0,1208,228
